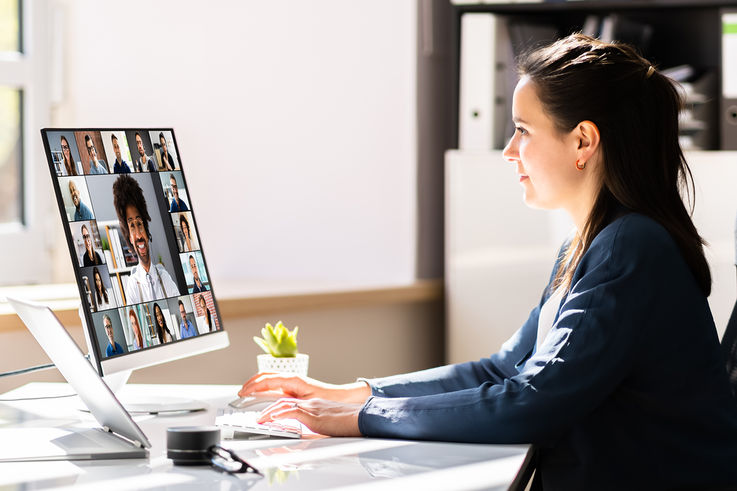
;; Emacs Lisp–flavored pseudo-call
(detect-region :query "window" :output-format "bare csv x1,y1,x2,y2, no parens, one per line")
0,0,53,285
0,1,22,226
0,87,22,226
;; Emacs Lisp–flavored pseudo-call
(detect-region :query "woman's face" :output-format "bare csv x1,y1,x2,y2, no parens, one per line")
155,307,164,327
502,76,585,212
181,220,189,239
199,297,206,309
95,272,102,291
61,138,71,161
130,313,140,333
83,227,93,255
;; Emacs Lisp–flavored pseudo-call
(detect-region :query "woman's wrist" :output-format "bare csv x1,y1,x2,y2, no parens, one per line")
342,380,372,403
320,380,371,403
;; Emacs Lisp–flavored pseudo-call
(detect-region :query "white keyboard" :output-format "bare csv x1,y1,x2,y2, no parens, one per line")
216,408,302,439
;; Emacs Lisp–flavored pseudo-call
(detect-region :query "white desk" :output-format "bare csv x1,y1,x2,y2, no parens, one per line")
0,383,527,490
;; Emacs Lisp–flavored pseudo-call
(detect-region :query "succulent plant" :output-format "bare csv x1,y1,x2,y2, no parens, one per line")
253,321,299,357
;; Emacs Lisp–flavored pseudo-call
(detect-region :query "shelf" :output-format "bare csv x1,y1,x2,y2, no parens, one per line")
0,280,443,333
455,1,737,14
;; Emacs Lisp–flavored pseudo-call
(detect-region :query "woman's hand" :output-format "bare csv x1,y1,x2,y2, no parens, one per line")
239,372,371,404
257,397,363,437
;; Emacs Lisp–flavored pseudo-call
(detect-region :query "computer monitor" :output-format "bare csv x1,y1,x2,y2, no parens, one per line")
40,128,229,408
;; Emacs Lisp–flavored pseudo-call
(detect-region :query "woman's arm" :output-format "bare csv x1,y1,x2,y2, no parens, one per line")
357,216,685,443
365,239,570,399
240,374,372,403
363,305,540,398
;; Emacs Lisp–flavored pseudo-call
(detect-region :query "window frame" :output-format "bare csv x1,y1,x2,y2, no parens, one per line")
0,0,53,285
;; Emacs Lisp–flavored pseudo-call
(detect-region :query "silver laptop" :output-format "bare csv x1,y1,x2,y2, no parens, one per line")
2,296,150,461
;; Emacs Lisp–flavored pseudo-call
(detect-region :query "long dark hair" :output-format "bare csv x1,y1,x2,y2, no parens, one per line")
93,267,109,305
153,302,173,343
518,34,710,296
60,135,76,176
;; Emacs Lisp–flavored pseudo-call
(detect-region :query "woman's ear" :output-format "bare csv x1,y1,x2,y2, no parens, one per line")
576,120,601,162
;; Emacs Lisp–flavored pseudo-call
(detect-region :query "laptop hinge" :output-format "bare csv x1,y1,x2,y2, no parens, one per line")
97,427,145,448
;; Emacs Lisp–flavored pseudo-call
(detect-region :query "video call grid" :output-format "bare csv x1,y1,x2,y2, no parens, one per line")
44,129,221,360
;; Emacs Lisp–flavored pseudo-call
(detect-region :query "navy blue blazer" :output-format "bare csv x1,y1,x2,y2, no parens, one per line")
358,214,737,489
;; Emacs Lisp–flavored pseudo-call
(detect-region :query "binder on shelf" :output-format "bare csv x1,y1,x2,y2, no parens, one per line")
109,227,124,269
458,13,514,150
664,65,718,150
582,15,601,38
721,10,737,150
114,273,127,306
599,14,652,52
104,226,118,270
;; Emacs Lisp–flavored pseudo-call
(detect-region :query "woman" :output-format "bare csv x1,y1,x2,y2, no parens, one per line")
60,135,76,176
128,308,144,350
81,224,103,267
198,295,214,332
239,35,737,488
180,214,194,252
153,303,174,344
159,132,176,170
92,267,114,310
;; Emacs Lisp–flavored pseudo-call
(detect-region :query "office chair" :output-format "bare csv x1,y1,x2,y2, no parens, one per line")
723,267,737,396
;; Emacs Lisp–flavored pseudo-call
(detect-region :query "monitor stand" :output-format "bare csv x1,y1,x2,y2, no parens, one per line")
102,369,206,415
79,306,207,415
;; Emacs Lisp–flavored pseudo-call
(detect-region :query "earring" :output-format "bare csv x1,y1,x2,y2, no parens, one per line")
575,159,586,171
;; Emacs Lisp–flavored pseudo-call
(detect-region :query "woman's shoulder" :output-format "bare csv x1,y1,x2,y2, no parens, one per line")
587,213,680,266
598,213,672,245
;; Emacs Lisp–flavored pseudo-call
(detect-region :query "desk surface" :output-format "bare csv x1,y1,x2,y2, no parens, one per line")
0,383,527,490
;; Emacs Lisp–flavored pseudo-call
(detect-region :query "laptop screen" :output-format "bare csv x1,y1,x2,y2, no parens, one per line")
41,129,222,365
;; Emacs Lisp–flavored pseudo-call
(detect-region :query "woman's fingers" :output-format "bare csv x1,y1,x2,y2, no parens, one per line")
257,398,363,437
239,372,325,399
257,398,302,423
238,373,292,397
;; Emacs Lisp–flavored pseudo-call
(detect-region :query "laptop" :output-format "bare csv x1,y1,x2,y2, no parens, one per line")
2,296,150,461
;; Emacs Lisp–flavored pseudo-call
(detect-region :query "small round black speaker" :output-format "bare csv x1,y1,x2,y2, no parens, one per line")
166,426,221,465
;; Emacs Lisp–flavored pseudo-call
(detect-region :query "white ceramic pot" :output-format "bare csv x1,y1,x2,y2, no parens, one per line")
257,353,309,376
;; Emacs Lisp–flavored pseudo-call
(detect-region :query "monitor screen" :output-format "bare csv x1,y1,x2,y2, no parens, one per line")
41,128,227,375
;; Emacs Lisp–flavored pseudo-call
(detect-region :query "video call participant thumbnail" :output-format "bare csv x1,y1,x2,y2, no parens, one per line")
93,266,116,311
127,308,145,350
68,179,94,221
196,293,218,333
84,134,108,174
152,302,174,344
174,212,199,253
178,299,197,339
103,314,125,356
188,254,208,293
79,223,104,267
111,133,132,174
113,174,179,304
134,132,156,173
60,135,77,176
157,132,177,171
169,173,189,212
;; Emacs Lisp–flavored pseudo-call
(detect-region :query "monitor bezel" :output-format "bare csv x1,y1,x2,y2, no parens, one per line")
41,127,227,376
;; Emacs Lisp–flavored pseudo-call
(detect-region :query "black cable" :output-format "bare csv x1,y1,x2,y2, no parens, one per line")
0,361,57,378
0,354,91,379
0,354,91,401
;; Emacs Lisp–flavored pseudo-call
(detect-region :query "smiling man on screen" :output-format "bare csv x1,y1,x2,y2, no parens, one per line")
113,174,179,305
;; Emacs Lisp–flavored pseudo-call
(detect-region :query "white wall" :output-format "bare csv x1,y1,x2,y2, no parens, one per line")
52,0,417,286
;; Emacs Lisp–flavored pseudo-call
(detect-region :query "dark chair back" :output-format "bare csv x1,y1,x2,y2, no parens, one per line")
722,295,737,396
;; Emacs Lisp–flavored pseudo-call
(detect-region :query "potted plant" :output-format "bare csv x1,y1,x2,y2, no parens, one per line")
253,321,309,376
